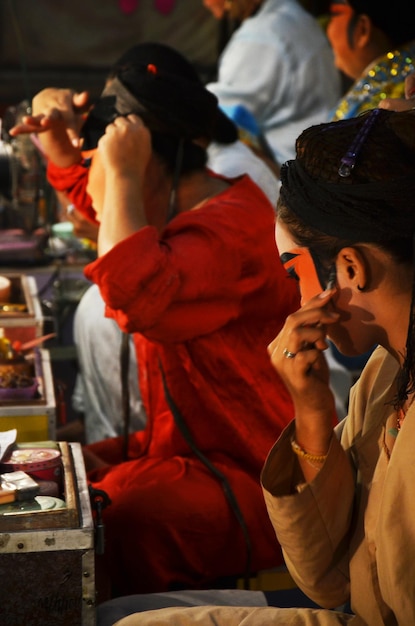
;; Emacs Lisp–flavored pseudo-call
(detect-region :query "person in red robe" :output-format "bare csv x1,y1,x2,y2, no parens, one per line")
11,43,300,599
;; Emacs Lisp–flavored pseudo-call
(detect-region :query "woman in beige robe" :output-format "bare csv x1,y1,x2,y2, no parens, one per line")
112,109,415,625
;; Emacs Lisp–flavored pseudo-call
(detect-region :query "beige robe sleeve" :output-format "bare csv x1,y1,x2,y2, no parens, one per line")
261,420,355,609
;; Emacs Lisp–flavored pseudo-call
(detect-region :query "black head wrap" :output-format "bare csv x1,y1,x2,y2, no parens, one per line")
348,0,415,47
81,42,237,150
280,109,415,244
279,108,415,409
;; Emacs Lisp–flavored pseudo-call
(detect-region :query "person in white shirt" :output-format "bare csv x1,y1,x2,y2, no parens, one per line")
204,0,342,166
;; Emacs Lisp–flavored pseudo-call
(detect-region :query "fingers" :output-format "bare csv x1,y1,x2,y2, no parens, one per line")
378,72,415,112
67,91,92,146
378,98,414,112
99,114,149,152
9,107,78,137
72,91,90,113
8,113,55,136
96,114,151,204
107,114,146,131
29,88,91,142
279,290,339,350
268,289,339,374
8,122,39,136
268,289,339,430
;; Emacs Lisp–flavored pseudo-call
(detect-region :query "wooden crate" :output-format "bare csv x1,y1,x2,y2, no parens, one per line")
0,442,96,625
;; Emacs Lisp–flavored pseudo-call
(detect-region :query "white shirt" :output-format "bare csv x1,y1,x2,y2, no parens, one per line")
207,139,280,208
207,0,341,165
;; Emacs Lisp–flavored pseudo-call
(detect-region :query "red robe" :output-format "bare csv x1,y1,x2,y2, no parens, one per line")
48,158,98,225
49,161,300,596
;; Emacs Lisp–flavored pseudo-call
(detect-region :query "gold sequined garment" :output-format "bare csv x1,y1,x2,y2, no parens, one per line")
330,41,415,121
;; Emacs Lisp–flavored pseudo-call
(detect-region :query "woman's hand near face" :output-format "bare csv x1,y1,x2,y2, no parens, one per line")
95,115,151,255
98,114,151,185
268,289,339,454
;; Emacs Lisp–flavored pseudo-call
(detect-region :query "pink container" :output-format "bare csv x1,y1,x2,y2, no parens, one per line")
0,448,62,484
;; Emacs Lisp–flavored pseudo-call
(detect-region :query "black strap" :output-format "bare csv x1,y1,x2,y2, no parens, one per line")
120,331,131,461
159,359,252,589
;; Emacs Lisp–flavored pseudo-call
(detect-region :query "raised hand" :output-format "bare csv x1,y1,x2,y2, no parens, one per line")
10,89,90,143
9,88,91,167
268,288,339,460
98,114,152,183
378,72,415,112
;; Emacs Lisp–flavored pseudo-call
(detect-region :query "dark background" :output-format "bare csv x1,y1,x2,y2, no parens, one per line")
0,0,332,116
0,0,221,115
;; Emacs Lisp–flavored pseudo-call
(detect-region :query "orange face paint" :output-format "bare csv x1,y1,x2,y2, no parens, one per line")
280,247,336,305
329,1,354,19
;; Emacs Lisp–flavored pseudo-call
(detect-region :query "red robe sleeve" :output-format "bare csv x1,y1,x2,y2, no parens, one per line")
47,159,99,225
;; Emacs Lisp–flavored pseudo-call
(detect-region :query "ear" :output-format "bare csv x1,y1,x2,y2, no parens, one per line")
337,246,369,292
353,14,373,48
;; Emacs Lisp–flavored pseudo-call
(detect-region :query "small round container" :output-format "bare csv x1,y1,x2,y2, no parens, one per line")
0,448,62,485
51,221,74,240
35,496,66,510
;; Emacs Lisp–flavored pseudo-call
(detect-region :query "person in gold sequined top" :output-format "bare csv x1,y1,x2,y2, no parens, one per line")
327,0,415,121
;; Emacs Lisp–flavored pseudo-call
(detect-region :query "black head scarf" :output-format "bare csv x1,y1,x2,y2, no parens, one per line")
279,108,415,409
280,109,415,244
81,42,237,150
348,0,415,47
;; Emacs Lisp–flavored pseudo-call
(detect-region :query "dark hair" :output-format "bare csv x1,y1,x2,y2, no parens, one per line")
280,110,415,238
278,109,415,409
87,42,237,175
346,11,360,49
279,199,413,265
151,133,208,176
109,42,238,145
279,198,415,410
348,0,415,47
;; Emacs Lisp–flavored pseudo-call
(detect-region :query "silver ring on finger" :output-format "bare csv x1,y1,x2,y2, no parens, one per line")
283,348,296,359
